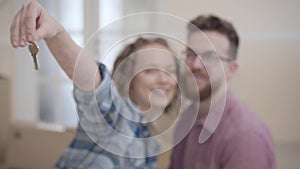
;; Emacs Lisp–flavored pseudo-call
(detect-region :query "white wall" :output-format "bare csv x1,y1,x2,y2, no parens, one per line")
0,0,38,125
0,0,36,166
0,0,13,77
0,0,14,165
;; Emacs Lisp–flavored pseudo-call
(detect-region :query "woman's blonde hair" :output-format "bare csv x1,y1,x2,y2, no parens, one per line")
112,37,181,135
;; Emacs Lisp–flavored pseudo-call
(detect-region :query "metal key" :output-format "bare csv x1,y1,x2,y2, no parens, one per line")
28,42,39,70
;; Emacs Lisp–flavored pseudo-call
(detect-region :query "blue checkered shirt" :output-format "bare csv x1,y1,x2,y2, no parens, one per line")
54,64,159,169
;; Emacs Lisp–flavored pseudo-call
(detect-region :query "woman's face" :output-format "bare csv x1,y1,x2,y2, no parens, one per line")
129,43,178,112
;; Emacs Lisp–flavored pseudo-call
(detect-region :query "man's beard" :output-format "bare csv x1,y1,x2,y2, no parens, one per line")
184,73,224,102
184,80,212,102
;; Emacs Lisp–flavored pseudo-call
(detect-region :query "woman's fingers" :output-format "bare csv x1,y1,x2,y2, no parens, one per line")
24,1,41,42
10,1,43,47
10,10,22,47
19,4,28,47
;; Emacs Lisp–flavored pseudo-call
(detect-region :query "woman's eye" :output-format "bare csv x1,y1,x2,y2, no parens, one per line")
166,69,176,75
186,53,196,59
143,68,176,77
144,68,158,74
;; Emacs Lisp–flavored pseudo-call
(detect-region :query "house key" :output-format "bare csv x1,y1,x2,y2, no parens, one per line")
28,42,39,70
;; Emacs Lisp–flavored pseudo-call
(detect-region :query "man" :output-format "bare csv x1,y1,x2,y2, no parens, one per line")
170,15,276,169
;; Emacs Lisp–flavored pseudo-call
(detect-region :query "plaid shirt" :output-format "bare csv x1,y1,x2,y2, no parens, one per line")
55,64,159,169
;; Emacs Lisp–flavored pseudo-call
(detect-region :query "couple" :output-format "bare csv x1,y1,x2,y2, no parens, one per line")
10,1,276,169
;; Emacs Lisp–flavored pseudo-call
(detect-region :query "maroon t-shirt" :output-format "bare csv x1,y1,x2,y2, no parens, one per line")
170,90,276,169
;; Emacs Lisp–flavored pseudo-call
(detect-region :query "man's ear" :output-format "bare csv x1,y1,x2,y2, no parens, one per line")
226,61,239,80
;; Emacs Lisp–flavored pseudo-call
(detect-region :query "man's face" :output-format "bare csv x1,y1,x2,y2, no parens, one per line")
184,30,237,100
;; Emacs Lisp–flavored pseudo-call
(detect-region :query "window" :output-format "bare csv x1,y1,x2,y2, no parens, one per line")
38,0,84,127
99,0,158,70
12,0,157,128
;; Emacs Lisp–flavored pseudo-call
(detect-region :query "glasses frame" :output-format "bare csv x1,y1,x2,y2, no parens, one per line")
181,50,235,65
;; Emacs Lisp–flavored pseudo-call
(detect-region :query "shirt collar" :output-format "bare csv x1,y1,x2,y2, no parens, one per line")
195,89,234,135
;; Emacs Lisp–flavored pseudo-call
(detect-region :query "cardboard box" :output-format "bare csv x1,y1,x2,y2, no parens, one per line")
5,123,75,169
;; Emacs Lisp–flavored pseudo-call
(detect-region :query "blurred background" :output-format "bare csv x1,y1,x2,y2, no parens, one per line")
0,0,299,168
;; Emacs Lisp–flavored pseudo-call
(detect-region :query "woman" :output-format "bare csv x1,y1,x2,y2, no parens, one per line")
10,1,181,168
112,37,181,135
54,37,181,169
112,37,182,169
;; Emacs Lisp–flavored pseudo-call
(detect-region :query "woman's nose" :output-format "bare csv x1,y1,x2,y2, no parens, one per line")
158,71,170,83
191,56,206,69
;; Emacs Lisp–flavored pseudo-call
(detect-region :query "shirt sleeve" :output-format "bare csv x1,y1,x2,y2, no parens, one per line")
56,63,159,168
221,130,276,169
72,63,139,142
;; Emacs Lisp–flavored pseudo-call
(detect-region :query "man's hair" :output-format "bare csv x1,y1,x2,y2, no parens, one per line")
188,15,239,59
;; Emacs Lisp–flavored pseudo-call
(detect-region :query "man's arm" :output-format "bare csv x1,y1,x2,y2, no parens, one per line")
10,0,100,91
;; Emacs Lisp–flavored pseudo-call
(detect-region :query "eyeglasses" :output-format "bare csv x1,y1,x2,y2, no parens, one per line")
182,50,235,66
